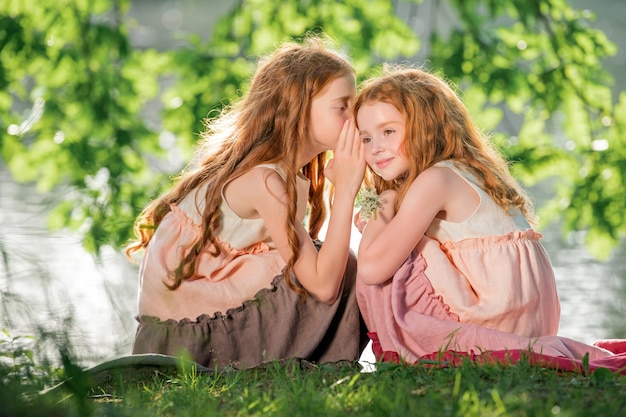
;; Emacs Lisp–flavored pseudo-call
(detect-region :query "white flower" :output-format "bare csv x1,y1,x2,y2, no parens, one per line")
355,186,383,221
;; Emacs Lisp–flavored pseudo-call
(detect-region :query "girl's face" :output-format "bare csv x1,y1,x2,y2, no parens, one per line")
308,74,356,152
357,101,409,181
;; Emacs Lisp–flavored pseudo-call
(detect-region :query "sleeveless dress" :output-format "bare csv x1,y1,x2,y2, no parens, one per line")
132,164,366,368
357,161,613,363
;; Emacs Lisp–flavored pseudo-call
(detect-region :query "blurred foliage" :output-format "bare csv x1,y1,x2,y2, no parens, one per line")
0,0,623,259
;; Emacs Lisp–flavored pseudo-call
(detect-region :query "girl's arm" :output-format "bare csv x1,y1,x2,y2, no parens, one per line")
252,120,365,304
357,167,462,285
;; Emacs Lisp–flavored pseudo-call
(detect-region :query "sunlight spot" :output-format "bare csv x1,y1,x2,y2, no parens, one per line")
602,168,612,180
86,167,111,191
9,97,45,135
601,116,612,127
85,168,111,204
78,217,93,235
462,62,473,74
551,405,561,415
579,166,588,178
591,139,608,151
7,124,19,135
169,96,183,109
564,140,575,151
168,148,185,167
159,131,177,149
503,135,518,148
47,36,54,46
53,131,65,144
517,40,527,50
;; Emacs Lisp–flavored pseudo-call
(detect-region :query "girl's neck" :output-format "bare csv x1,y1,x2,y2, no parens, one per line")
297,153,315,169
298,139,327,168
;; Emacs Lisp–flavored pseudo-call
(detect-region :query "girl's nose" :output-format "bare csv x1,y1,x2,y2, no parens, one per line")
370,138,383,154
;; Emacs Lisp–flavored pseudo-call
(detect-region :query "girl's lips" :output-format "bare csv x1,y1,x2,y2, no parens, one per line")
376,158,393,169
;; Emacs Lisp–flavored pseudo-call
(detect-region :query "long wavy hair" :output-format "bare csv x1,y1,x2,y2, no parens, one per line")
126,36,355,298
354,66,534,221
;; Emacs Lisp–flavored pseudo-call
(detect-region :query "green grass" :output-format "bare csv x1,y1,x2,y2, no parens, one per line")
3,343,626,417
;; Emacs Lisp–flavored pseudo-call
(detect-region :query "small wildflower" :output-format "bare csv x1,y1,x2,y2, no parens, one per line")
355,186,383,220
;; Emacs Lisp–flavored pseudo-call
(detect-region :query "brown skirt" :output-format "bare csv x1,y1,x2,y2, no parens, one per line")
132,245,367,369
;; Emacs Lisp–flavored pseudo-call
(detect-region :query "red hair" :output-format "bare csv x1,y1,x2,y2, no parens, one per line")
126,36,355,299
355,66,534,220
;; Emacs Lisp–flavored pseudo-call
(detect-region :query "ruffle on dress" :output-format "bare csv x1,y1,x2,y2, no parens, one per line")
426,230,560,337
137,204,286,321
134,246,367,369
357,236,614,365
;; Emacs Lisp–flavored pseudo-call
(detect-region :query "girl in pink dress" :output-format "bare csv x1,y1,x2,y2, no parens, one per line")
125,36,367,369
353,66,625,371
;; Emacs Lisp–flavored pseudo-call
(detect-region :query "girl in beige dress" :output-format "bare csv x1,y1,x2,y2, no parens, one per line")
125,36,368,369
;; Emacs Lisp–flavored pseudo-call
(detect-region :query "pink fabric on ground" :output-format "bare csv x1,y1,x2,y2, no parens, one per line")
593,339,626,355
357,242,611,363
357,239,615,365
369,332,626,375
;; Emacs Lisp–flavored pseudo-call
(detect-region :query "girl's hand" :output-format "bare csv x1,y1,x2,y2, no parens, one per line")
355,189,396,233
354,211,367,233
324,120,365,196
376,189,397,222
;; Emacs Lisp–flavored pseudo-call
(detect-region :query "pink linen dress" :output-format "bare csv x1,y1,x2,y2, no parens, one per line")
357,161,612,363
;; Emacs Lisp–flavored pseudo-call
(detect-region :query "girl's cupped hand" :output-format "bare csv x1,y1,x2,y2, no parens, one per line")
324,119,365,196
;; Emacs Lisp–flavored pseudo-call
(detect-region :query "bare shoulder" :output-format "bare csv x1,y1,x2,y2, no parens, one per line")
224,166,287,218
401,164,476,219
412,164,478,221
409,165,456,191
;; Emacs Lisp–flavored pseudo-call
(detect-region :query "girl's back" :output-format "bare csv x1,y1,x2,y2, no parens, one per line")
137,164,306,321
420,160,560,337
426,161,531,241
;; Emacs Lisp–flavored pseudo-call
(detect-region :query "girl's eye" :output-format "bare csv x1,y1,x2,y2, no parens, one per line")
361,137,371,144
384,129,394,136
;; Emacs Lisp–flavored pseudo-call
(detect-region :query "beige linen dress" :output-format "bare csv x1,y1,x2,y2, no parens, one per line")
133,164,366,368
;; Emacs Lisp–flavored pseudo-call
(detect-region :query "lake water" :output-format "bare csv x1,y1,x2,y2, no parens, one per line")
0,166,138,364
1,0,625,367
